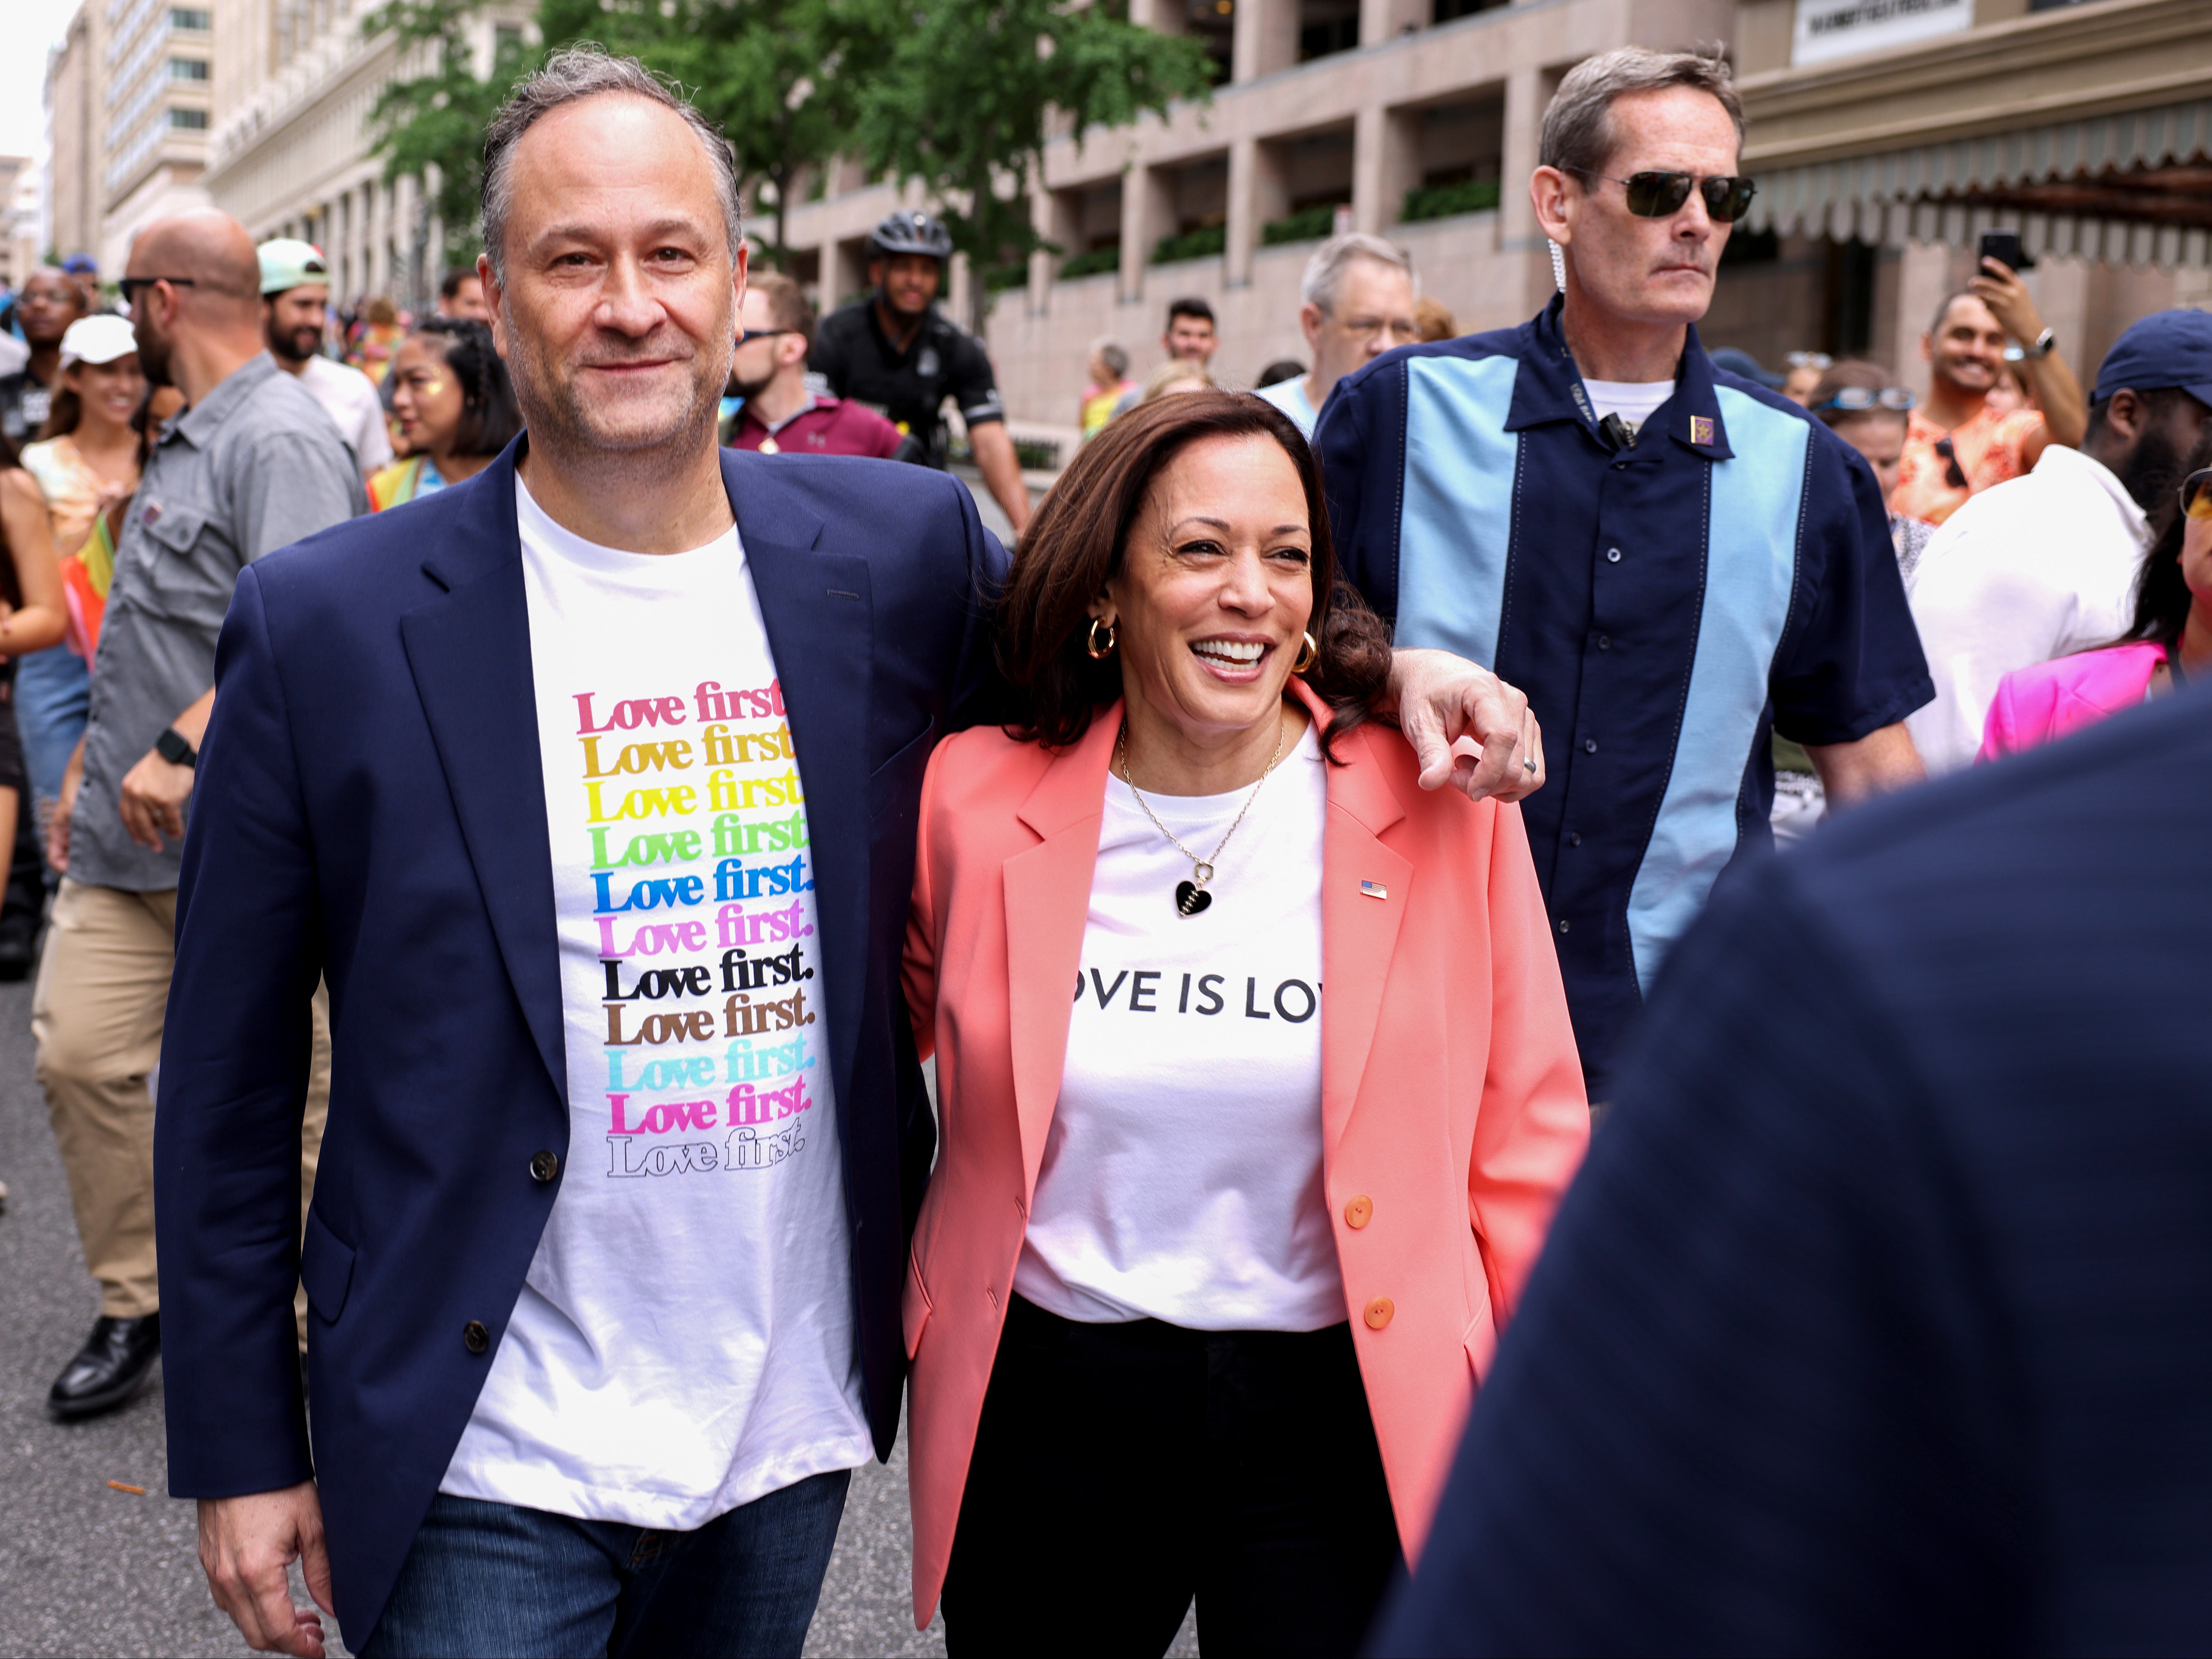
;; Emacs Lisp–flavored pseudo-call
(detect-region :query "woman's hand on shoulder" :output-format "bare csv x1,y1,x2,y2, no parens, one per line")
1386,648,1546,804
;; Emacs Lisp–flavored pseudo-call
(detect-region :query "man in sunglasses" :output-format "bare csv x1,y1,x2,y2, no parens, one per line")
1316,45,1931,1109
1892,274,2087,528
33,208,363,1422
1906,308,2212,775
722,270,909,459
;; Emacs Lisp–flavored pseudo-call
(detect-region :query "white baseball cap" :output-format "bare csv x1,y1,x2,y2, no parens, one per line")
58,314,139,369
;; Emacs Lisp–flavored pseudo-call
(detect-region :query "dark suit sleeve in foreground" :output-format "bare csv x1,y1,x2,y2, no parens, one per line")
155,565,324,1498
1373,853,2032,1656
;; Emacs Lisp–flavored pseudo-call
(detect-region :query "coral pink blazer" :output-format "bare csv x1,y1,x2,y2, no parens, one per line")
898,683,1590,1627
1977,641,2166,763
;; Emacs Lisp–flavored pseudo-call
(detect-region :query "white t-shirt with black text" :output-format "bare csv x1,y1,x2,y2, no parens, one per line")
1016,721,1345,1332
439,476,872,1529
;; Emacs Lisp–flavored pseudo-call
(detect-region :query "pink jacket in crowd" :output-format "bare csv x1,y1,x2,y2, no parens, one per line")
1977,641,2167,763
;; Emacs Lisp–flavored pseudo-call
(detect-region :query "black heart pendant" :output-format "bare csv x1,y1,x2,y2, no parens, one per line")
1174,880,1212,917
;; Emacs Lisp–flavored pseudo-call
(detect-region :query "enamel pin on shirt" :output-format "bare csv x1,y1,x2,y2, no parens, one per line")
1361,880,1388,900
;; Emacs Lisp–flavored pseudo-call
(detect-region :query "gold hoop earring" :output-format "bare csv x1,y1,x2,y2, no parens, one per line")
1086,618,1117,660
1291,630,1319,674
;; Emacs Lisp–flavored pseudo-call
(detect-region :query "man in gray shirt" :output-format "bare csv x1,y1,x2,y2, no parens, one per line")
36,209,365,1420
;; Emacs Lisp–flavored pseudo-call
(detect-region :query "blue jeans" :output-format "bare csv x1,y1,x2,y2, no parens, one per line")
15,645,89,824
361,1470,852,1658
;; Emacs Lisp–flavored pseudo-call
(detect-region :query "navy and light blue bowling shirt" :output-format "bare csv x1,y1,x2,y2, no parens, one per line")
1317,298,1931,1095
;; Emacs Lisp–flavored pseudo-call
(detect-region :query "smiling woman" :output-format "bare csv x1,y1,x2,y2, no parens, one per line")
896,388,1590,1651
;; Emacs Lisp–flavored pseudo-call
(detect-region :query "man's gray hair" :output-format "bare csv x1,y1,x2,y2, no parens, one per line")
480,45,744,282
1540,46,1744,181
1300,233,1417,315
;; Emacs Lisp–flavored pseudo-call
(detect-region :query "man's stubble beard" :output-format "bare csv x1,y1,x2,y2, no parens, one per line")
508,310,734,481
2118,422,2186,516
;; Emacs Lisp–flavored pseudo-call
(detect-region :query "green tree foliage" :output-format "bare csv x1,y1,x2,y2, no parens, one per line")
364,0,1212,320
363,0,534,272
536,0,889,270
854,0,1213,329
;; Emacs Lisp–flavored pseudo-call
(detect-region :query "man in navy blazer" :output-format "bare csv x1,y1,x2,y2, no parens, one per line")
157,48,1547,1659
1375,686,2212,1653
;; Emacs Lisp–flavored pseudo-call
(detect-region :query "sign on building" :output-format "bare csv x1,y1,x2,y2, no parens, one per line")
1792,0,1970,66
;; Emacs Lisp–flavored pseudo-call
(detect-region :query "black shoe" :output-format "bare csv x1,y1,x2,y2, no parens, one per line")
0,915,36,982
47,1314,161,1420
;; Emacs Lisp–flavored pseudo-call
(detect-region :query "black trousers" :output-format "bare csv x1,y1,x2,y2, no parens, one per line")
941,1295,1401,1659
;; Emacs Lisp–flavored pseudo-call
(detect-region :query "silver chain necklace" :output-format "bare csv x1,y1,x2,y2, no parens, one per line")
1116,715,1289,918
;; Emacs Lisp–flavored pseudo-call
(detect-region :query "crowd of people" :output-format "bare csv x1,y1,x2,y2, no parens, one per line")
1,31,2209,1659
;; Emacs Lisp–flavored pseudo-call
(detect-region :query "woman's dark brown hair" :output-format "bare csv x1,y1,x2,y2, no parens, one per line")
995,388,1392,758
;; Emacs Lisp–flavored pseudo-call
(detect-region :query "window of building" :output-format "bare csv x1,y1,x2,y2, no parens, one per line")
1433,0,1507,23
1183,0,1235,83
1298,0,1360,61
169,7,211,26
168,106,208,129
169,56,209,79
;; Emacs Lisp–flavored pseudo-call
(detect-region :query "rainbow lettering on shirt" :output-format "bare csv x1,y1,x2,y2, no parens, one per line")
568,678,822,1179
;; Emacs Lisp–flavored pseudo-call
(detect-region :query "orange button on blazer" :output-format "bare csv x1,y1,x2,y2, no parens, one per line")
898,683,1590,1628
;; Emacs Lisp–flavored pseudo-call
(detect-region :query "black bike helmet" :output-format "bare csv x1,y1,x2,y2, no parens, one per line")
870,210,954,261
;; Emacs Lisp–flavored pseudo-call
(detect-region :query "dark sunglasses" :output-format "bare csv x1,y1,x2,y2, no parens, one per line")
2182,468,2212,521
1565,167,1758,223
738,329,796,344
1934,435,1967,491
1813,386,1915,413
116,275,197,304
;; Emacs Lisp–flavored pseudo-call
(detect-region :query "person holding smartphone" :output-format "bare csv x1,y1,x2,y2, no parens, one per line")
1891,233,2087,527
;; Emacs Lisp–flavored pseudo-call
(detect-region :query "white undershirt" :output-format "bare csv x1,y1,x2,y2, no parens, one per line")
1582,376,1674,437
1015,722,1345,1332
440,477,871,1529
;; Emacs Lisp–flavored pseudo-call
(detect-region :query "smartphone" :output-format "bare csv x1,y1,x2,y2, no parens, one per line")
1979,229,2032,273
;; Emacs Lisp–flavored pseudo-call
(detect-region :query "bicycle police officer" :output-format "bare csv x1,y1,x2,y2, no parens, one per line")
810,210,1032,533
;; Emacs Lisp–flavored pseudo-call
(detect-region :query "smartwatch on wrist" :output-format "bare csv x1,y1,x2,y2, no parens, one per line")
2020,326,2057,359
155,726,198,769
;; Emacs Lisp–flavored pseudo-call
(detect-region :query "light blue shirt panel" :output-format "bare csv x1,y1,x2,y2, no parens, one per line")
1624,386,1806,993
1393,355,1522,671
1254,375,1318,438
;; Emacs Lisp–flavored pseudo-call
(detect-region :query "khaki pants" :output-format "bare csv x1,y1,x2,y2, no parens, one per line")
33,879,330,1329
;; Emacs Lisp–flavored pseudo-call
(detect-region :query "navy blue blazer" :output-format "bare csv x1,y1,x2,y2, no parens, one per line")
1375,686,2212,1654
153,441,1004,1643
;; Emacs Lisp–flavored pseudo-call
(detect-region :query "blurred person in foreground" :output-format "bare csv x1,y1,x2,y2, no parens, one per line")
1079,337,1135,440
1318,45,1930,1104
1892,265,2086,527
900,391,1582,1654
1255,234,1420,440
1906,309,2212,774
1376,644,2212,1657
366,318,523,508
810,210,1032,532
260,239,392,480
435,266,491,323
151,45,1557,1659
35,208,361,1425
1979,430,2212,760
725,270,905,459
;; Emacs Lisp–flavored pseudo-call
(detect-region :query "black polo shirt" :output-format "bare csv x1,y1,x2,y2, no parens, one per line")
809,299,1004,469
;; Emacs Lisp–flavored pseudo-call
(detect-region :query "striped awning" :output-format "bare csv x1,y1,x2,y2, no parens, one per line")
1748,96,2212,267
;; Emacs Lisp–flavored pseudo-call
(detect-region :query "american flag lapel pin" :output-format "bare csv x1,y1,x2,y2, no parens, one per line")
1360,879,1388,900
1689,415,1714,446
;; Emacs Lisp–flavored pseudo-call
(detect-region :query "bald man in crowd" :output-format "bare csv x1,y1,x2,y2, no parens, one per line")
35,209,363,1421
